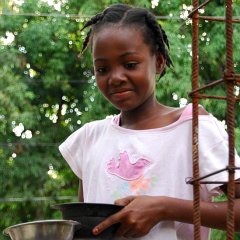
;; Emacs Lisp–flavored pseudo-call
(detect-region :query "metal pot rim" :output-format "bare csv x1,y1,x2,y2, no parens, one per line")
3,219,80,236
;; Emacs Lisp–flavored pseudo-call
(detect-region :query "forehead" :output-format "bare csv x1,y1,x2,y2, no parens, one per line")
92,25,151,58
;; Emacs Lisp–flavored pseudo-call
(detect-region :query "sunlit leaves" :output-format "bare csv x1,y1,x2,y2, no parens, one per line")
0,2,240,240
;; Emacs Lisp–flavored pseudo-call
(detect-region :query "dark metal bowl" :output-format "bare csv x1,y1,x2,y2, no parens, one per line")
52,202,124,239
3,219,80,240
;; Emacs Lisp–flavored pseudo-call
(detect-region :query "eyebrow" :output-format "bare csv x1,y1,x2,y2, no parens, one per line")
94,58,107,63
94,51,139,63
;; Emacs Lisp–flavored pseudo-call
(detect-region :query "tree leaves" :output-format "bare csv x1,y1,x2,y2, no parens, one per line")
0,1,239,240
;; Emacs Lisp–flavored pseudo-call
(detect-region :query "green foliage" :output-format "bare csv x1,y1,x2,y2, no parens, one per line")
155,20,193,106
0,1,239,240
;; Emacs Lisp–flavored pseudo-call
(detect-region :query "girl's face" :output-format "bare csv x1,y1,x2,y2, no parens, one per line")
92,25,164,112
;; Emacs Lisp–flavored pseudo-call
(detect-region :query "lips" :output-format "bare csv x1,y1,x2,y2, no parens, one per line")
110,88,133,95
109,88,134,100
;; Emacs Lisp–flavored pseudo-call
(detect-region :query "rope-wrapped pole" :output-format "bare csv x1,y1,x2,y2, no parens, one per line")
225,0,236,239
191,0,201,239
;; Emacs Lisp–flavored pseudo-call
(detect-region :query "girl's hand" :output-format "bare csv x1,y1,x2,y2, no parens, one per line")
92,191,240,237
92,195,167,238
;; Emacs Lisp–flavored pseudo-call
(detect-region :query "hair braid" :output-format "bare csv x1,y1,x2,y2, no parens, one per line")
81,28,92,54
80,13,104,53
145,12,173,68
81,13,104,31
159,25,170,50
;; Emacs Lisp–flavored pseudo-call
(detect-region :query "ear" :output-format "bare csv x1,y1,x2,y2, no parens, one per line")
155,53,166,75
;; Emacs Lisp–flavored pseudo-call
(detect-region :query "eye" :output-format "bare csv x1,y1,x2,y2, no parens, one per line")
125,62,138,70
95,67,108,74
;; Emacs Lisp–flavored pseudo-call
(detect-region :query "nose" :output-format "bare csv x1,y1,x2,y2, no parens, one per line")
108,67,127,86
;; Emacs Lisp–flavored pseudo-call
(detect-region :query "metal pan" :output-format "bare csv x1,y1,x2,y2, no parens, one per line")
3,219,81,240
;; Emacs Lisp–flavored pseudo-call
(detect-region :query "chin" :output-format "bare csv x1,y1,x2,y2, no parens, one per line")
110,100,140,112
114,105,137,112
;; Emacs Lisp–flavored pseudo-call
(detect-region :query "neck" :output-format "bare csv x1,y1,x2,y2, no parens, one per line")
120,96,166,129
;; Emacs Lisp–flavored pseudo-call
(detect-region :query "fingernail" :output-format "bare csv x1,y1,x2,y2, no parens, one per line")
93,227,99,235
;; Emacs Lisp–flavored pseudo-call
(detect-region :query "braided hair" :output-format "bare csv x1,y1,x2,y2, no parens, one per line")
81,4,173,77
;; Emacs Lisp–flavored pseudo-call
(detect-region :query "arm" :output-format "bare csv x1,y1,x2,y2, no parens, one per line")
93,182,240,238
78,179,84,202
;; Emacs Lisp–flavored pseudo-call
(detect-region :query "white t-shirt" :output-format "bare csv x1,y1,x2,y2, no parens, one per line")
59,105,240,240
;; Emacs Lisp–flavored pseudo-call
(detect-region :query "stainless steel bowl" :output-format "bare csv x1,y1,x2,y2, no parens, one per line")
3,219,81,240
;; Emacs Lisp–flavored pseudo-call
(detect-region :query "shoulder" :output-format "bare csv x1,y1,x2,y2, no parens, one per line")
78,116,113,134
198,105,209,115
178,103,226,133
59,116,114,156
179,103,209,119
159,103,209,127
61,117,113,144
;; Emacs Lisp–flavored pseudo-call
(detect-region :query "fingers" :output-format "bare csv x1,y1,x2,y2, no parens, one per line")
92,197,134,236
114,195,136,206
92,212,122,236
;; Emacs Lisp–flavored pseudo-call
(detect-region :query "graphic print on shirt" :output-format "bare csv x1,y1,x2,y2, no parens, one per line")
107,151,158,198
107,151,151,180
111,175,158,198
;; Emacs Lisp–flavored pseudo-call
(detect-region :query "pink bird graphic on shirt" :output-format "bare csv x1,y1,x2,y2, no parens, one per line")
107,151,151,180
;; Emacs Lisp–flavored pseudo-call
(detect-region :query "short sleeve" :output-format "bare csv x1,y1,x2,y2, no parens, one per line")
198,115,240,193
59,125,87,179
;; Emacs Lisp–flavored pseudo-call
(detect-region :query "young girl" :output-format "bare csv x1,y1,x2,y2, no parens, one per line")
59,3,240,239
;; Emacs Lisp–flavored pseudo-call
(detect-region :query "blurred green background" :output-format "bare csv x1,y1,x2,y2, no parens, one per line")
0,0,239,239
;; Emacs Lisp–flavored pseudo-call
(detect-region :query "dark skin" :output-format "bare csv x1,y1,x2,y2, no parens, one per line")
78,25,240,238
